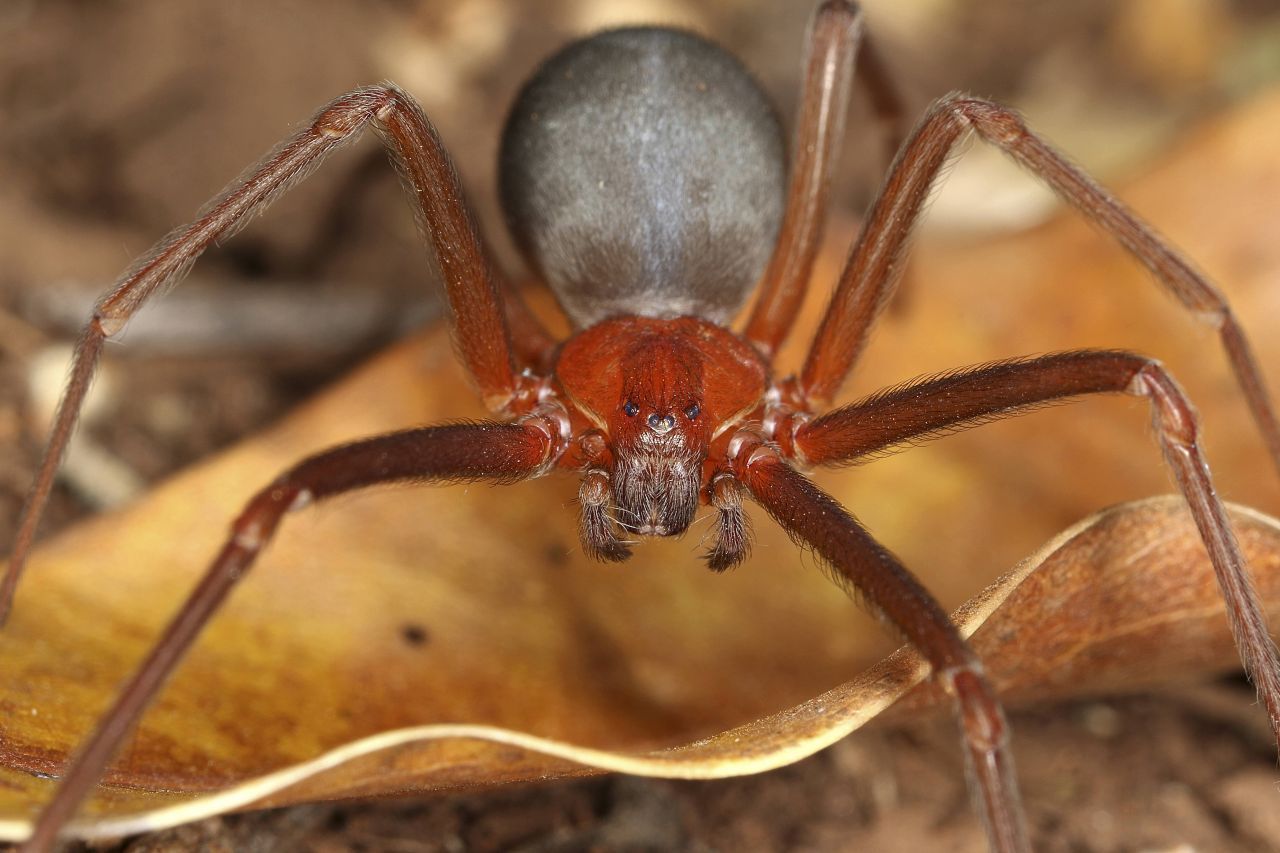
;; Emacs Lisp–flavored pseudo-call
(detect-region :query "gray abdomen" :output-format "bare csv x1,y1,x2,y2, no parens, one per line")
499,27,786,329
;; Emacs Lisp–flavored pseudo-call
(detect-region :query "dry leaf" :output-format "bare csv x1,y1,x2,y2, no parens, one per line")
2,88,1279,844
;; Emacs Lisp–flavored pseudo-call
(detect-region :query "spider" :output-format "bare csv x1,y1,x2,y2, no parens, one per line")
4,2,1280,850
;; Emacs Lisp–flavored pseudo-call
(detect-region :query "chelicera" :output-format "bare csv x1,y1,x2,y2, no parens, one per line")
5,2,1280,851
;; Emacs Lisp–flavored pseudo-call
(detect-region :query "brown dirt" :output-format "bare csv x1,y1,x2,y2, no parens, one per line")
4,1,1280,851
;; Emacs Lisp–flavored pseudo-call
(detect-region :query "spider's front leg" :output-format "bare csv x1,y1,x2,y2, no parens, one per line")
790,348,1280,749
1,84,555,623
727,437,1029,852
18,414,566,852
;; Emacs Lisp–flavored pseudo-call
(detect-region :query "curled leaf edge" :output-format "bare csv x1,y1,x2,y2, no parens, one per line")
3,495,1275,842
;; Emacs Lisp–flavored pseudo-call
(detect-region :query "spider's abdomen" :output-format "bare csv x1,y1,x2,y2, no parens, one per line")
499,27,786,329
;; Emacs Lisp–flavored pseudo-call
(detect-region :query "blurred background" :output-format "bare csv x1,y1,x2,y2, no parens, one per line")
2,1,1280,850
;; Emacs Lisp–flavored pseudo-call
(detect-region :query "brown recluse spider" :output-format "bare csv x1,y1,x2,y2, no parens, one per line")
5,2,1280,850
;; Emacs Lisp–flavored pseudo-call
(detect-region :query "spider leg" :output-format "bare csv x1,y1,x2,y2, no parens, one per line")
502,277,559,374
744,0,907,358
17,418,562,852
731,444,1029,853
795,94,1280,480
704,472,751,572
2,84,552,623
791,350,1280,752
579,468,633,562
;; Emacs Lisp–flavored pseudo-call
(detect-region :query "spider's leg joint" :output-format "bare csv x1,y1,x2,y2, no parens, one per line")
1127,359,1199,448
232,521,265,552
94,314,126,339
317,122,347,140
288,489,314,513
763,407,812,467
940,664,1010,755
726,429,782,479
1195,307,1228,329
374,98,398,124
726,428,766,465
518,396,573,473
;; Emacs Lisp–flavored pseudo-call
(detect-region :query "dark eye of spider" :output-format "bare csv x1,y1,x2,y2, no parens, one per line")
623,401,640,417
684,403,700,420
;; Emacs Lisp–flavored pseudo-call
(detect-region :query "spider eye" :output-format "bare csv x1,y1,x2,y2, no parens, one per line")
684,403,701,420
623,401,640,417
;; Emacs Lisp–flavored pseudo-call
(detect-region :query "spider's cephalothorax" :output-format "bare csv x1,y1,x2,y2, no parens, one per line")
556,315,768,562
